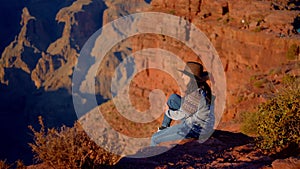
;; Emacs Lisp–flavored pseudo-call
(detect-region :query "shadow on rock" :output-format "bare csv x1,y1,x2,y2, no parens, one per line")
113,130,272,169
0,68,105,165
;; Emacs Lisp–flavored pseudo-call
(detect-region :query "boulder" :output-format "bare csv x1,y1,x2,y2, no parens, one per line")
272,157,300,169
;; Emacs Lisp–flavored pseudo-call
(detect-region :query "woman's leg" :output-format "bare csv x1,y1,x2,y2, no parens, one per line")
161,113,172,128
159,94,182,129
167,94,181,110
151,122,199,146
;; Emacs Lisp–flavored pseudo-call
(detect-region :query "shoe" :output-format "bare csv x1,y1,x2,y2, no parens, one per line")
157,126,167,132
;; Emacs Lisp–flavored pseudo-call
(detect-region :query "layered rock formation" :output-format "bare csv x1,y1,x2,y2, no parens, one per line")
0,0,106,164
0,8,37,83
0,0,300,165
130,0,300,127
76,0,300,163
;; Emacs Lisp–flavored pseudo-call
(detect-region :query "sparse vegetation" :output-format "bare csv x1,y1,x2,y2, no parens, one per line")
0,160,25,169
250,75,257,82
15,160,26,169
241,78,300,154
223,17,234,24
286,44,299,60
237,96,245,103
28,117,121,169
0,160,11,169
253,26,262,32
268,67,281,75
253,78,268,88
240,111,259,136
246,65,252,70
169,10,175,15
255,79,300,154
282,74,296,85
257,18,264,25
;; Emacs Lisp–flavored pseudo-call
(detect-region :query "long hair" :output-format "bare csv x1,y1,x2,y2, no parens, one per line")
185,77,212,105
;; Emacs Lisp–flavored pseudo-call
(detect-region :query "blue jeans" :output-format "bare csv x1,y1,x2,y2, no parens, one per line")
161,94,182,127
150,121,199,146
151,91,213,146
161,113,172,127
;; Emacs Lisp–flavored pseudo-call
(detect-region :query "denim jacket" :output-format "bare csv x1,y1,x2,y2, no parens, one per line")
166,89,215,135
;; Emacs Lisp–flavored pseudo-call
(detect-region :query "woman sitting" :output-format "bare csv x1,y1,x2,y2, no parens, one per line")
150,61,215,146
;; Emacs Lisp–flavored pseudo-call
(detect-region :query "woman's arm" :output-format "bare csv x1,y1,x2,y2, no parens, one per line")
184,92,213,133
165,109,186,120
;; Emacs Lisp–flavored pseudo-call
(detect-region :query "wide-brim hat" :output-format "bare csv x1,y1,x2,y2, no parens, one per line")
178,61,209,82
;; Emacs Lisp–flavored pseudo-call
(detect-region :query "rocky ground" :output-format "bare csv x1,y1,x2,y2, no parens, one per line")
114,130,272,169
27,129,299,169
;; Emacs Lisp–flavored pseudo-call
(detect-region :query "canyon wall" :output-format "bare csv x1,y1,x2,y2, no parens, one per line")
0,0,299,163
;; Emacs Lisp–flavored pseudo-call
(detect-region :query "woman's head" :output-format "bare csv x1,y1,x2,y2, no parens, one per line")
179,61,209,88
179,61,209,84
179,61,212,104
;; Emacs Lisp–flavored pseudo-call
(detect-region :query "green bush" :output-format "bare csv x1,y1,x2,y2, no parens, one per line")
268,68,281,75
253,78,268,88
255,80,300,153
282,74,296,85
169,10,175,15
253,26,262,32
29,117,121,169
286,44,299,60
240,111,259,136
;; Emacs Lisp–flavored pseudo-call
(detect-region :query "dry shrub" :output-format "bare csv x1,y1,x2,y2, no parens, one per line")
28,117,121,169
0,160,25,169
0,160,11,169
286,44,299,60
